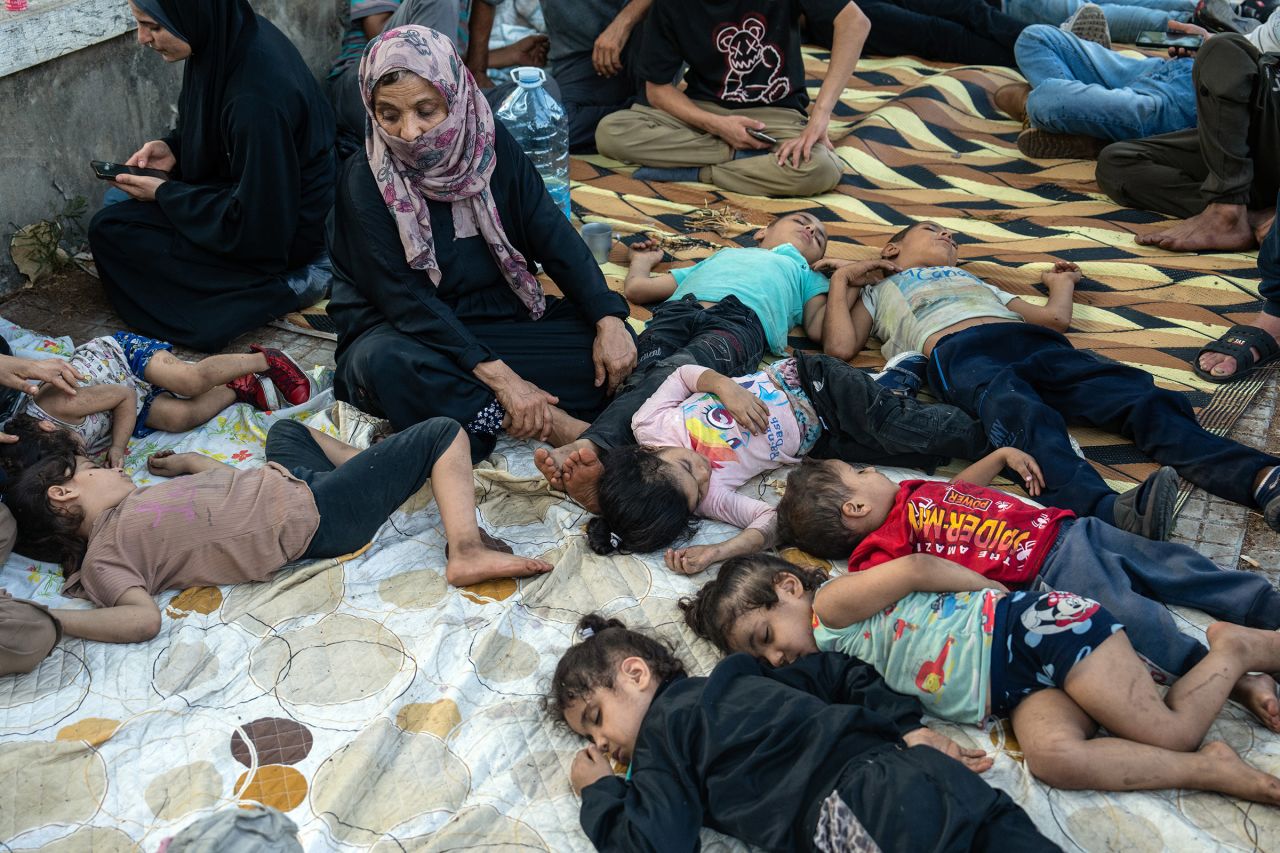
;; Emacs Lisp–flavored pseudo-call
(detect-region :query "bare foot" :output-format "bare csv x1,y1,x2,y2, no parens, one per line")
547,408,591,448
1207,621,1280,673
1249,207,1276,245
1231,673,1280,731
1136,203,1256,252
561,446,605,513
444,541,553,586
1198,740,1280,805
1197,313,1280,379
534,439,595,490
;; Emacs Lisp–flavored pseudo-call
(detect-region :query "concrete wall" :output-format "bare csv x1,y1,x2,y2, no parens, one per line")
0,0,344,293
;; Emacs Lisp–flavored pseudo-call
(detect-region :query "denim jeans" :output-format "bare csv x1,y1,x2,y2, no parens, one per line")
1003,0,1193,42
928,323,1280,519
1016,25,1196,140
265,417,462,558
1037,517,1280,676
581,295,767,450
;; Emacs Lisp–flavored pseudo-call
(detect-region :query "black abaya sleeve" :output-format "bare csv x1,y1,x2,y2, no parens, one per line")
765,652,924,737
154,95,301,266
494,128,628,324
329,164,498,370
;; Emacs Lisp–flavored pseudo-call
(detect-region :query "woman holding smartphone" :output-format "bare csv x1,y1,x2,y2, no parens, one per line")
88,0,337,352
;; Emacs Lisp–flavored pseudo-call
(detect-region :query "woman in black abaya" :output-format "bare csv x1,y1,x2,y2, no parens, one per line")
88,0,336,352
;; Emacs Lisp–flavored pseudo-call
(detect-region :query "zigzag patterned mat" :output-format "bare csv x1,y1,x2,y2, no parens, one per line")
563,51,1271,498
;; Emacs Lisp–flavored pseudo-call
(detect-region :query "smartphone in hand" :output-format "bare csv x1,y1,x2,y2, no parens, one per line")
746,128,779,146
1135,30,1203,50
90,160,169,181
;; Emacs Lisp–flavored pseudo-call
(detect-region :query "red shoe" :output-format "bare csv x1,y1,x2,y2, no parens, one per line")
249,344,314,407
227,373,281,411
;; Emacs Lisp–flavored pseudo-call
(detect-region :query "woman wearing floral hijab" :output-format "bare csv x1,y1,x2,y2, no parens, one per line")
328,25,636,462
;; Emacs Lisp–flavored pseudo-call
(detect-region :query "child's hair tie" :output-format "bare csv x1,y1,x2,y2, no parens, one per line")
609,532,622,549
580,626,595,640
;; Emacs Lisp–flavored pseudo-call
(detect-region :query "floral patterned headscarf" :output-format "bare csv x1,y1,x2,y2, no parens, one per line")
359,25,545,319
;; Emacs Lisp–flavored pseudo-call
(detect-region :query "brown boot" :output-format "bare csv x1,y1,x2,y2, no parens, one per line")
1016,127,1107,160
993,83,1031,123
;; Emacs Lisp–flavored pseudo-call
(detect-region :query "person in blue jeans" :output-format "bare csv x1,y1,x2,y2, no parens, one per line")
994,26,1195,159
830,219,1280,538
1003,0,1193,44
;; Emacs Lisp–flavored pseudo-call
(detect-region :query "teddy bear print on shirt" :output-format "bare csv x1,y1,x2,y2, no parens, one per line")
714,14,791,104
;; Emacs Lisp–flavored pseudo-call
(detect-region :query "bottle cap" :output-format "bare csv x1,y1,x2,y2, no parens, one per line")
511,66,546,89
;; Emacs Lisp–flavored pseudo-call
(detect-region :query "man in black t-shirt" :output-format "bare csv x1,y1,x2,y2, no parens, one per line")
595,0,867,197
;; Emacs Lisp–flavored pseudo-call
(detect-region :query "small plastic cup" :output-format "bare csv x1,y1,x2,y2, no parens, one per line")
581,222,613,265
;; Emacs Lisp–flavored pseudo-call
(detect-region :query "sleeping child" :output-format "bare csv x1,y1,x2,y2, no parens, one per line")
548,614,1055,852
584,355,992,573
0,416,552,646
683,551,1280,806
24,332,316,467
832,220,1280,538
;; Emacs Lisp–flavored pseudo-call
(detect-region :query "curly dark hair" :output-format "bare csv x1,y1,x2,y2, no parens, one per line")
545,614,687,724
0,413,82,485
679,553,829,653
776,459,864,559
585,445,698,556
1,445,86,571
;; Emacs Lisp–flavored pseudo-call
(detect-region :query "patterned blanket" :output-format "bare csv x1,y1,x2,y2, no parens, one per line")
3,50,1279,853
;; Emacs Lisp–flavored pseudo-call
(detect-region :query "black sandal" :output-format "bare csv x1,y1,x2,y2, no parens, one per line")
1192,324,1280,384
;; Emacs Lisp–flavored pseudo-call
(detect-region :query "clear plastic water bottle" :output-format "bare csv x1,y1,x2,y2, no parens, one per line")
495,67,571,220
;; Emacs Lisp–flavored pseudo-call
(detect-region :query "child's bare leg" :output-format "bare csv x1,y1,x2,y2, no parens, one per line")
1066,624,1280,752
501,406,589,449
1015,689,1280,803
143,350,268,398
144,388,237,433
535,437,597,490
560,445,605,512
295,425,362,467
435,428,554,585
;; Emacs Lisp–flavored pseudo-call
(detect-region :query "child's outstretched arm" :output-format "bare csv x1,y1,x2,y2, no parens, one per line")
146,450,234,478
1007,261,1080,332
952,447,1044,497
814,554,1007,629
621,240,678,304
667,496,774,574
34,383,136,468
52,587,161,643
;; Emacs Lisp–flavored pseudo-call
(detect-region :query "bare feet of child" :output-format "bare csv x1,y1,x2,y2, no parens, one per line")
444,540,554,586
1135,203,1257,252
535,439,596,491
561,446,605,513
1230,672,1280,732
1197,740,1280,805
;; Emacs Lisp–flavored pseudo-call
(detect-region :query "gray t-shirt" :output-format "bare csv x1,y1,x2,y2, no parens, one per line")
542,0,628,65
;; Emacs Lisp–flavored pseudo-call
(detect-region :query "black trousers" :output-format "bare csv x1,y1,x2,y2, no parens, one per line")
822,744,1057,853
265,417,461,558
551,27,646,153
806,0,1025,66
1097,35,1280,217
929,323,1280,519
334,296,617,462
582,295,767,450
797,352,989,473
89,201,303,352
